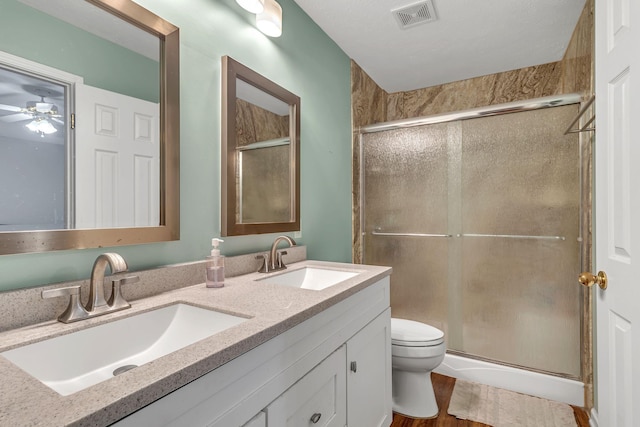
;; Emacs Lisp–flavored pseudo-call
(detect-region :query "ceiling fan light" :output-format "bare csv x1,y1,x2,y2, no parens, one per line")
25,120,39,132
256,0,282,37
236,0,264,14
25,118,57,136
38,119,57,134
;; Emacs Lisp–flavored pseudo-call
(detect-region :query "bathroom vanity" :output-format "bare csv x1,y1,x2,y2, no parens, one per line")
0,259,392,426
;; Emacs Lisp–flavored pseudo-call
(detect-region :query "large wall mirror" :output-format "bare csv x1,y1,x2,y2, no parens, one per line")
221,56,300,236
0,0,180,254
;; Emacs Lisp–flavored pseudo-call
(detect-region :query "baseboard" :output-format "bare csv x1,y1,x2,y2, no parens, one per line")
589,408,599,427
434,353,584,406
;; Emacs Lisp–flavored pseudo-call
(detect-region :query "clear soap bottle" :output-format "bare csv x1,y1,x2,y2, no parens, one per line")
206,238,225,288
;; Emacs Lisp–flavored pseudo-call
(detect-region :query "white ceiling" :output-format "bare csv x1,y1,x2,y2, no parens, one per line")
19,0,158,61
292,0,586,93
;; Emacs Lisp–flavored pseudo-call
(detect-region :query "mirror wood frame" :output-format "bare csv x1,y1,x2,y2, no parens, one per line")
0,0,180,255
221,56,300,236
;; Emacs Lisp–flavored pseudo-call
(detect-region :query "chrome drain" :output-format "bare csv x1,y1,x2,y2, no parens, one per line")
113,364,138,376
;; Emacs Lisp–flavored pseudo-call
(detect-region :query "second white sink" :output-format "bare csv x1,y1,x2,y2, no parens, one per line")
257,266,360,290
1,303,247,396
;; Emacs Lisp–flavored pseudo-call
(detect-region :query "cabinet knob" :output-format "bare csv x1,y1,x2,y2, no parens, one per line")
350,361,357,373
310,412,322,423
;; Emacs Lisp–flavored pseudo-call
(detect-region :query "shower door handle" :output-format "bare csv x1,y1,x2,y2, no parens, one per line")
578,271,608,290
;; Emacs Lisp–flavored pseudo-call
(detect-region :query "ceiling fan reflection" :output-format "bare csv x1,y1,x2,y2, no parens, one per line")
0,87,63,137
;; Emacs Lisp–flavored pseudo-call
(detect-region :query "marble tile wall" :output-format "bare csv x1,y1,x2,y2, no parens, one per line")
387,62,563,120
351,62,388,263
351,63,387,129
565,0,594,410
235,99,289,146
561,0,594,96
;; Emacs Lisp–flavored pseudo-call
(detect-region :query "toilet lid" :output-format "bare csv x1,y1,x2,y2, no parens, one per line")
391,318,444,346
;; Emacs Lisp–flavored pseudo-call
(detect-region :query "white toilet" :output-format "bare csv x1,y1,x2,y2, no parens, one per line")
391,318,445,419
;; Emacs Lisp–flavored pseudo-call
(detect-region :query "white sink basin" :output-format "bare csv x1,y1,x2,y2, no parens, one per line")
1,303,247,396
257,267,360,290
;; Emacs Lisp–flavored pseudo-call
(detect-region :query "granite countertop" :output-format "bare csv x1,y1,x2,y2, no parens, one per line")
0,260,391,426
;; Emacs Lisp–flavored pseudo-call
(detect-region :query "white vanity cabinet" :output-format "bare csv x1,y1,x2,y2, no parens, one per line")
114,276,391,427
241,412,266,427
265,345,347,427
263,309,391,427
346,309,392,427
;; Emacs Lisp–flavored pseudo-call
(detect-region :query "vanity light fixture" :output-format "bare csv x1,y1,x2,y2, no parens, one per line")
236,0,264,14
256,0,282,37
25,118,57,137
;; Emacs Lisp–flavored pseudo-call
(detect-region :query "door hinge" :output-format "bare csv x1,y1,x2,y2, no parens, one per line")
70,113,75,129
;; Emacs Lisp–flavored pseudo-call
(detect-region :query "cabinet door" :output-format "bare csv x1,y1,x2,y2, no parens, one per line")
241,411,266,427
266,346,346,427
346,308,392,427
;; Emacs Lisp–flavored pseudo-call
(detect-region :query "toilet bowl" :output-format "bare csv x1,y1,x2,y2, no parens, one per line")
391,318,445,419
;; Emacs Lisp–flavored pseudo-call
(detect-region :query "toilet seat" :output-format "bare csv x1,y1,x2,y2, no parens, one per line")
391,318,444,347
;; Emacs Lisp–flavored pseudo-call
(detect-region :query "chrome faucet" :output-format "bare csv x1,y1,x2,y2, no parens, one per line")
42,253,139,323
268,235,296,272
86,253,128,313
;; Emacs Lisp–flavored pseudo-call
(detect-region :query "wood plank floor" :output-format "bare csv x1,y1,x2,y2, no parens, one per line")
390,373,590,427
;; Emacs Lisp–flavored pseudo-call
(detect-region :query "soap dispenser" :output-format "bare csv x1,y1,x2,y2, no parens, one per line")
206,238,225,288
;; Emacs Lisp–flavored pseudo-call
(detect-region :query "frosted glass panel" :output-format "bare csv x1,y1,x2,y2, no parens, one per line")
362,104,582,378
363,124,452,334
459,238,581,376
459,105,581,376
240,145,290,223
460,106,580,237
363,124,450,233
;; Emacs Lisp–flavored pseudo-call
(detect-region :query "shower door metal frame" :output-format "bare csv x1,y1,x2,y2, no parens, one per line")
357,93,586,269
356,94,592,398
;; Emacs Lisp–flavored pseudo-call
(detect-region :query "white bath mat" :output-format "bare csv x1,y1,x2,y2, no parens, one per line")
447,379,577,427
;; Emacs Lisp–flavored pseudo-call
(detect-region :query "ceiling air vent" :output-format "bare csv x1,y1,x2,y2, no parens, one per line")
392,0,437,29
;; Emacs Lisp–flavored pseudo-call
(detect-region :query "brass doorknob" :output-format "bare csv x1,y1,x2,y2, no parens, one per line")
578,271,608,290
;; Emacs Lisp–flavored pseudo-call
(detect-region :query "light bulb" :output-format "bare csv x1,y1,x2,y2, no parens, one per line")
25,120,39,132
25,118,57,136
38,120,57,135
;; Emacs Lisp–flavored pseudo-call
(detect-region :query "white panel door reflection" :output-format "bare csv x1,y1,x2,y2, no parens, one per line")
75,84,159,228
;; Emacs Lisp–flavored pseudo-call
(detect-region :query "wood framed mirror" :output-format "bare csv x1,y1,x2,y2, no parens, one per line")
221,56,300,236
0,0,180,255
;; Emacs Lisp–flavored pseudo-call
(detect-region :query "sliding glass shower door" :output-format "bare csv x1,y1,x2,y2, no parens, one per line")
362,104,582,378
364,122,453,335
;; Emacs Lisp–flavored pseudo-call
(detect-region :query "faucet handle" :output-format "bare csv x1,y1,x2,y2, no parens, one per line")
256,254,270,273
42,286,89,323
276,251,288,269
107,275,139,311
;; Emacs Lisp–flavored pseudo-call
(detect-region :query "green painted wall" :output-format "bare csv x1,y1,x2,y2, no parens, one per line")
0,0,352,291
0,1,158,102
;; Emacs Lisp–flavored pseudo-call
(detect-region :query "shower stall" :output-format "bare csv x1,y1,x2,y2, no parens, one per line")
358,95,588,404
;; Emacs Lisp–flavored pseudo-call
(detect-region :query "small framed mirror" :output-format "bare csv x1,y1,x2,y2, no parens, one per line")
221,56,300,236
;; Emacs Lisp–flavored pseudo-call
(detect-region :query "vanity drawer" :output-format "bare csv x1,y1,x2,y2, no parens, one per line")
266,345,346,427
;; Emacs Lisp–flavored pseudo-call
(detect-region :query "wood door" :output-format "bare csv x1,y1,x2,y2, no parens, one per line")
594,0,640,425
